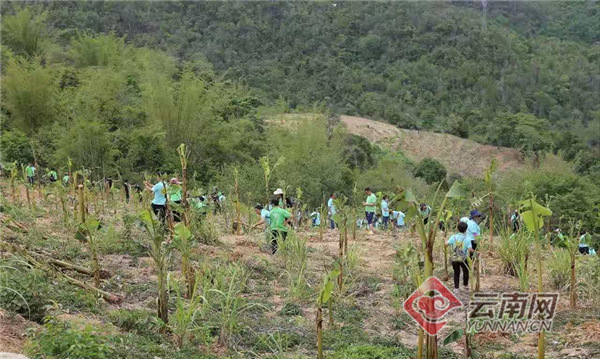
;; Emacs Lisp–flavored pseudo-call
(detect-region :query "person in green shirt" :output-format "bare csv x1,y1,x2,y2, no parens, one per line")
26,163,36,185
62,173,70,186
269,198,291,254
362,187,377,234
169,178,183,222
46,169,58,183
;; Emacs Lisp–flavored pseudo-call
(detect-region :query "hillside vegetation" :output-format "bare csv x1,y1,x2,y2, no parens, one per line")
2,3,600,359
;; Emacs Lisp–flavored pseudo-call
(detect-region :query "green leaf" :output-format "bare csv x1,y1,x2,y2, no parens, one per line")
443,329,464,346
174,223,191,240
445,181,466,199
404,189,416,203
518,199,552,217
86,218,101,231
319,269,340,305
405,205,418,220
394,200,409,212
521,210,543,232
74,229,87,242
332,213,341,224
321,280,334,304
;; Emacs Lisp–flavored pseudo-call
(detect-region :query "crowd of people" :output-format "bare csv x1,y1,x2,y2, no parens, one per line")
15,167,597,272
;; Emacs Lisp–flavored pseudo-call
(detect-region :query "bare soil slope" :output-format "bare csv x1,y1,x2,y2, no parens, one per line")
340,115,527,177
268,113,539,177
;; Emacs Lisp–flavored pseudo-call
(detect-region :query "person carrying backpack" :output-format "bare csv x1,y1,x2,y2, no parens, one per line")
446,221,474,292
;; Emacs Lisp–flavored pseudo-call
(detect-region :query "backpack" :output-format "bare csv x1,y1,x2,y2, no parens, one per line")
450,234,468,263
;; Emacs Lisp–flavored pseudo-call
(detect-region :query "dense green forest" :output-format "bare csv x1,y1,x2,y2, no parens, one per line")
1,1,599,226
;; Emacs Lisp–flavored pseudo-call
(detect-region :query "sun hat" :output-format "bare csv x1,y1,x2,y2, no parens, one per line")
470,209,482,219
273,188,284,195
170,178,181,185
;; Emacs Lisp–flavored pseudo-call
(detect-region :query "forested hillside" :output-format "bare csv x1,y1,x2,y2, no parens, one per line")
1,1,599,210
3,3,600,359
7,1,599,143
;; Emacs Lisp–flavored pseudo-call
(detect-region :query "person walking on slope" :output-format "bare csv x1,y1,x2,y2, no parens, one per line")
381,195,390,230
447,221,474,292
328,193,336,229
144,173,167,224
363,187,377,234
26,162,36,185
268,198,291,254
419,203,431,225
62,173,70,186
465,209,482,253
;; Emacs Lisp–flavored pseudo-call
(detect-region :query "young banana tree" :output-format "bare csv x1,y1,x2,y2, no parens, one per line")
332,196,349,289
75,218,102,288
260,156,284,204
397,181,466,359
316,268,340,359
137,209,171,325
518,195,552,359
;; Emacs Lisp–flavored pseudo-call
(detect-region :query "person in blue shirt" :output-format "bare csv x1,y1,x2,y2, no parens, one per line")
392,210,406,229
310,210,321,227
381,195,390,229
446,221,474,291
144,174,167,223
466,209,482,253
327,194,336,229
251,204,270,229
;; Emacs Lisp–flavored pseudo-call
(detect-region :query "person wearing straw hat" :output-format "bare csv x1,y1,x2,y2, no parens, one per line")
273,188,284,207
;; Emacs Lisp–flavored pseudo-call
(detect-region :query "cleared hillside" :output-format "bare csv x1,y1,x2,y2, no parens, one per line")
340,116,529,177
269,114,562,178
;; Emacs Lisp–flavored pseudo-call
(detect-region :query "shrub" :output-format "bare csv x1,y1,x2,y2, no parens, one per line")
413,158,447,184
578,256,600,307
25,317,115,359
0,129,34,164
547,248,571,290
0,260,49,323
330,344,412,359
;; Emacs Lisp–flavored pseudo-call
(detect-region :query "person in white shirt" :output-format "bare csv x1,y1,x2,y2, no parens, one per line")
327,193,336,229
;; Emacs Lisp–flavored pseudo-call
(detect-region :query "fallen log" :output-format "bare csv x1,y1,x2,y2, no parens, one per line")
0,241,121,304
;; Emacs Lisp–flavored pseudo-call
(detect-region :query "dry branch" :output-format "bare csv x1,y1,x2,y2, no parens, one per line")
0,241,120,304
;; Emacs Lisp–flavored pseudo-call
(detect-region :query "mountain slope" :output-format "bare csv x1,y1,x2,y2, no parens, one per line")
269,113,563,178
340,116,527,177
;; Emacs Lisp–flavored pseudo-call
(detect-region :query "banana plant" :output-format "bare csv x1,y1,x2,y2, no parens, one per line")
136,209,171,325
396,181,466,359
518,195,552,359
260,156,284,204
75,218,102,288
332,195,349,289
316,268,340,359
173,222,194,298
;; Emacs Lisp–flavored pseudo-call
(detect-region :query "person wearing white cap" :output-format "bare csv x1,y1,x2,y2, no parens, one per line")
273,188,284,207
